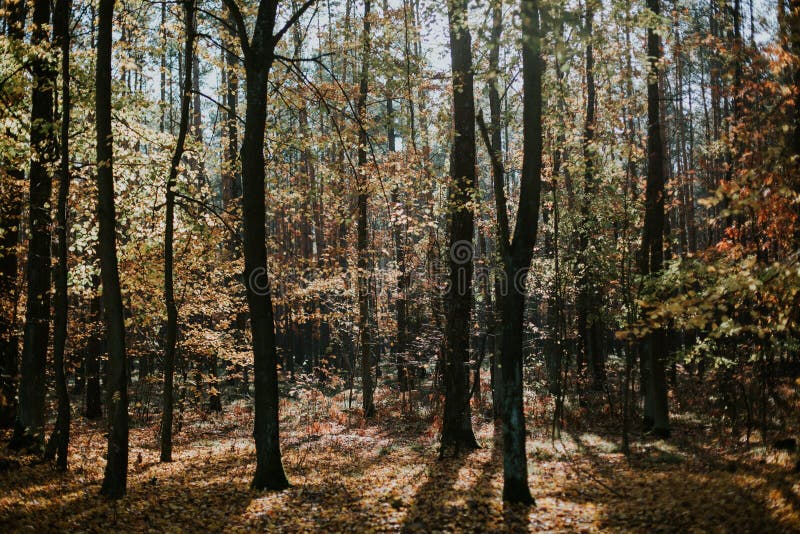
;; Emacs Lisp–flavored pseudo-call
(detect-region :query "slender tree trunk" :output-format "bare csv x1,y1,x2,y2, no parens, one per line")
85,285,103,419
223,0,295,490
477,0,543,504
487,0,503,420
641,0,670,439
191,51,205,188
357,0,375,419
387,0,408,380
161,0,196,463
97,0,129,499
578,0,605,391
440,0,478,454
44,0,72,470
11,0,56,451
790,0,800,198
0,0,26,430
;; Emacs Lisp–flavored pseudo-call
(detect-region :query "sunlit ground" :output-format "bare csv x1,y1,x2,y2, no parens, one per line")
2,387,799,532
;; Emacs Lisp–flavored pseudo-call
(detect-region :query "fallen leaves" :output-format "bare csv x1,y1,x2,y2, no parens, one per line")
1,401,800,532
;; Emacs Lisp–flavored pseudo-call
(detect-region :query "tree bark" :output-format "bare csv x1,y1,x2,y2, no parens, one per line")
0,0,27,430
440,0,479,454
85,286,103,419
221,0,307,490
477,0,544,504
357,0,375,419
487,0,503,421
161,0,196,463
578,0,605,391
97,0,130,499
11,0,56,451
641,0,670,439
44,0,72,470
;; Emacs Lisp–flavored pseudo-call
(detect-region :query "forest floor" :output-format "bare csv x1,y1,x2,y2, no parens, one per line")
2,384,800,532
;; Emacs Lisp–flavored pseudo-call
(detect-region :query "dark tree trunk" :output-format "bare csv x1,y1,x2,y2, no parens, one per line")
11,0,56,452
44,0,72,470
191,51,205,188
85,287,103,419
486,0,503,421
440,0,479,455
386,0,407,377
221,0,304,490
578,0,605,391
0,0,26,430
97,0,129,499
641,0,670,439
357,0,375,419
477,0,543,504
499,0,543,503
161,0,196,463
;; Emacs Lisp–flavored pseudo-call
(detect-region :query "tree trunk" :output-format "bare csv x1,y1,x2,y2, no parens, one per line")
578,0,605,391
440,0,478,454
85,285,103,419
0,0,26,430
477,0,544,504
357,0,375,419
44,0,72,470
641,0,670,439
487,0,503,420
499,0,543,503
97,0,129,499
11,0,56,452
224,0,292,490
161,0,196,463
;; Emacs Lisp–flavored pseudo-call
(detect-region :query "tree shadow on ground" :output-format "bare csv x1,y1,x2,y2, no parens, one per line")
559,430,800,533
399,431,527,533
1,438,391,532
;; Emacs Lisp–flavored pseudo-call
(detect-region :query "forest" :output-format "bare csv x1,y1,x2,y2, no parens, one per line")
1,0,800,530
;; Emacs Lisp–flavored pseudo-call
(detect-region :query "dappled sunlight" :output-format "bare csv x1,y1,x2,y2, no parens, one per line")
4,401,800,531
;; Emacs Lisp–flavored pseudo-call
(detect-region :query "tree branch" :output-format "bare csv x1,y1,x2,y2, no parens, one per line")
272,0,316,45
477,109,510,255
174,192,243,245
221,0,250,57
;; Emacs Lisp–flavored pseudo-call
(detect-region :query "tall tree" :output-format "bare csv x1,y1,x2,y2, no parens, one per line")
161,0,196,463
640,0,670,438
440,0,479,454
577,0,605,391
485,0,504,419
11,0,57,451
44,0,72,470
97,0,130,498
478,0,544,504
357,0,375,419
497,0,543,504
222,0,315,490
0,0,27,429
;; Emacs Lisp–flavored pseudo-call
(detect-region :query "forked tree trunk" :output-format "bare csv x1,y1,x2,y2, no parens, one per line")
221,0,311,490
476,0,544,504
